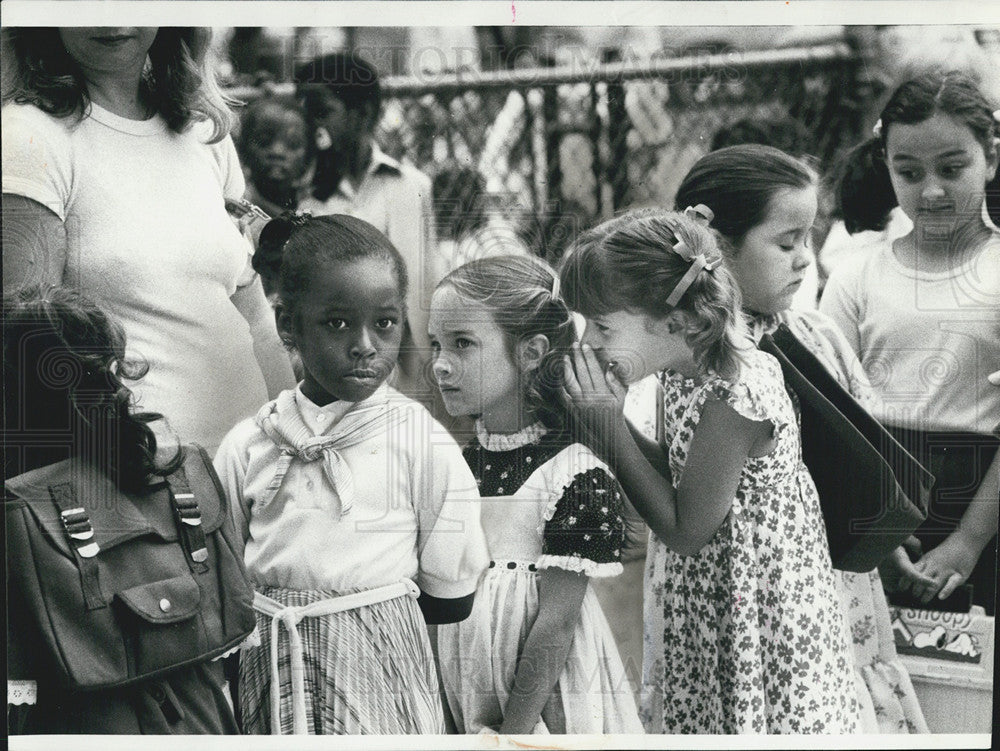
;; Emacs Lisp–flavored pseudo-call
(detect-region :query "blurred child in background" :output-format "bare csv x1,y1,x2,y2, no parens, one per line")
238,95,313,220
433,163,530,274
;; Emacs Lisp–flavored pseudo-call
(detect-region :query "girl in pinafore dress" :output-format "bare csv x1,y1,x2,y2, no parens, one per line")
560,207,860,734
214,214,489,735
428,255,644,735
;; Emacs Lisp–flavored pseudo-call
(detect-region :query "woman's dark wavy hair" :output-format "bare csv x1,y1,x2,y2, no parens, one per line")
674,144,817,256
560,208,750,381
3,285,182,494
1,27,235,143
259,213,408,335
835,69,1000,233
438,255,576,431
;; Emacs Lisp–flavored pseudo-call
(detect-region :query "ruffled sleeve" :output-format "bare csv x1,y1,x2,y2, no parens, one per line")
537,460,626,578
7,681,36,706
700,350,787,430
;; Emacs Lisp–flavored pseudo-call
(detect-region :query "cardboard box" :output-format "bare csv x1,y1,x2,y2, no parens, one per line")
890,605,994,733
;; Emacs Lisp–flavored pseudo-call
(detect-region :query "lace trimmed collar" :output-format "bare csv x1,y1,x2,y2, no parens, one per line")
475,419,548,452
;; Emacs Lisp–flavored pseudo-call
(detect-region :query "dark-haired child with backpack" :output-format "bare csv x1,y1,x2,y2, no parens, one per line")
4,285,256,734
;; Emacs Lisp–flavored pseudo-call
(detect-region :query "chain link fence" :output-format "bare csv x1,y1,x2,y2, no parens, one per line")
231,40,873,264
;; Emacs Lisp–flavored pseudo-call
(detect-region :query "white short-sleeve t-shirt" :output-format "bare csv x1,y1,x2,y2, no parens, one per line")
2,101,268,453
820,238,1000,435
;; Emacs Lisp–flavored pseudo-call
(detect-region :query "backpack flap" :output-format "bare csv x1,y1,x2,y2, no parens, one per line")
7,461,173,558
5,447,255,691
117,575,202,625
7,448,230,561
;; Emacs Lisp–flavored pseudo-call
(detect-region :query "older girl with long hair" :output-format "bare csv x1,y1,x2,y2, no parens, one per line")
821,71,1000,616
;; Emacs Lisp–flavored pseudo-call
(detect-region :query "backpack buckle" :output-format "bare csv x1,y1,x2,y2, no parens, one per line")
169,489,209,565
172,493,203,526
60,507,100,558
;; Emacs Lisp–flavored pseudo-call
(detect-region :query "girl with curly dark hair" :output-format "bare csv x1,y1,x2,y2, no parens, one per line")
4,285,252,734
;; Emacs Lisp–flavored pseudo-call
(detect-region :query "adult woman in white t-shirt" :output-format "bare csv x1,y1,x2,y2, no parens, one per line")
2,27,294,455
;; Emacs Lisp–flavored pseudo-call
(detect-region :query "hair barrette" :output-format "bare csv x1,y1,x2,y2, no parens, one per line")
285,210,313,228
550,275,561,300
259,210,312,255
663,218,722,308
993,109,1000,124
872,118,883,139
683,204,715,226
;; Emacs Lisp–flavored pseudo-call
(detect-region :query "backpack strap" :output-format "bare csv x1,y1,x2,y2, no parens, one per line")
48,482,106,610
167,458,210,574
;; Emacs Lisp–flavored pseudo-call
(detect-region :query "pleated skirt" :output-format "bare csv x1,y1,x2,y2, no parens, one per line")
240,585,444,735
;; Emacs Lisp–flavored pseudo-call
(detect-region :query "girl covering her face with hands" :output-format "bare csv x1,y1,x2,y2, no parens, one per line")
676,143,930,734
560,207,860,734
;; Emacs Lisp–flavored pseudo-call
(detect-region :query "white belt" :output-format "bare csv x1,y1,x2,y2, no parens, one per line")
252,578,421,735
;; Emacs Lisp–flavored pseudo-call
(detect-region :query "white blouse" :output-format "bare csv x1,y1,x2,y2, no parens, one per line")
214,384,489,598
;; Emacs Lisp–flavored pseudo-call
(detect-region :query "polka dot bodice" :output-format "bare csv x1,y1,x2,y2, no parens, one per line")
464,422,626,576
463,425,566,498
437,422,643,733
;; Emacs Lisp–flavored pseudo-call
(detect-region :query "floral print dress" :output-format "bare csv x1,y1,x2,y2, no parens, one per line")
770,310,929,733
437,422,644,734
641,348,860,734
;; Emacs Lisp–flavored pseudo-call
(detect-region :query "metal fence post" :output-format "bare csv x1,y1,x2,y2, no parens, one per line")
587,82,605,219
543,84,562,214
603,50,630,214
